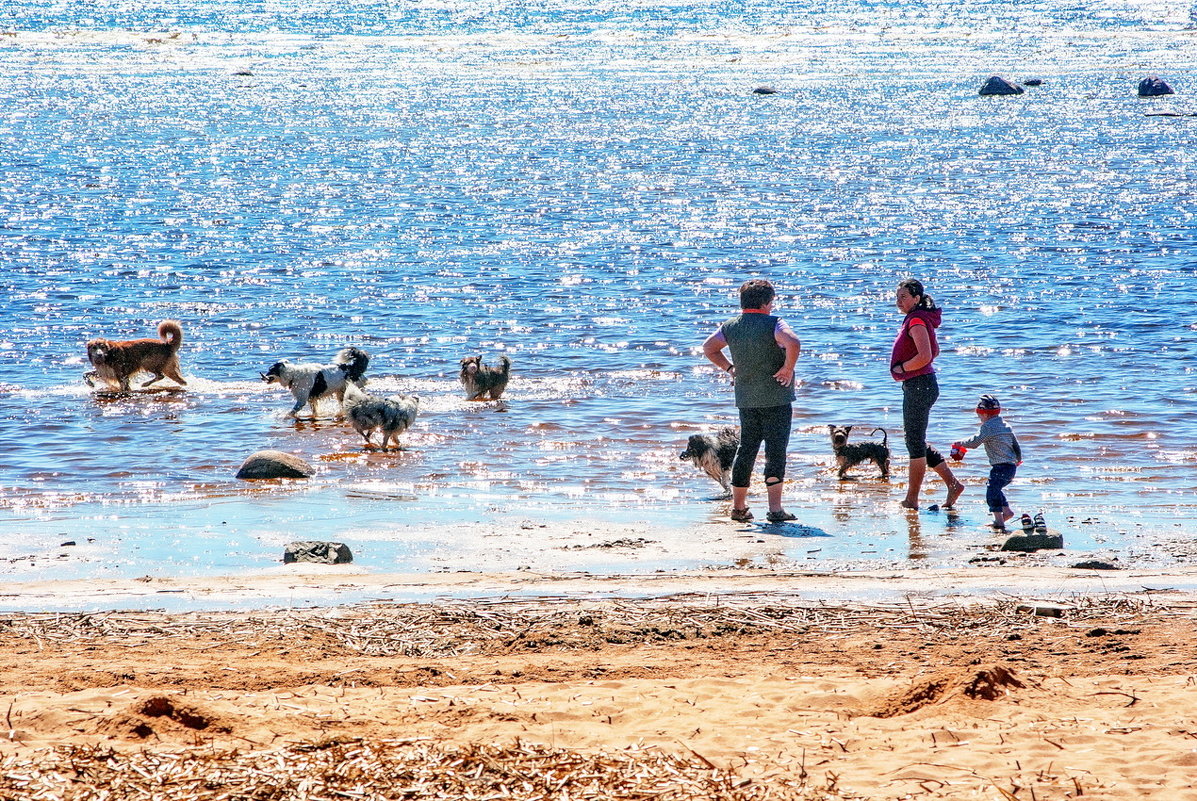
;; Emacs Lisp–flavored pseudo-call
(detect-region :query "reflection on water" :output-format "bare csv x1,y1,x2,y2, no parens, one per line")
0,0,1195,583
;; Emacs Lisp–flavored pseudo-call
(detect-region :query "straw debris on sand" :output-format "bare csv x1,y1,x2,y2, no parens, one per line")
0,593,1194,799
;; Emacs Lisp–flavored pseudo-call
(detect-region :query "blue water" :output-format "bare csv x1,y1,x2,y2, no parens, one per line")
1,0,1196,588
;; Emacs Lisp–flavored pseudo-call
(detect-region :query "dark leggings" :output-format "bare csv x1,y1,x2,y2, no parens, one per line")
731,404,793,488
901,373,939,459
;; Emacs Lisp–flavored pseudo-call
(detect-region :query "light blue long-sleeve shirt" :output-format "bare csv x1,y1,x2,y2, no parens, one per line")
960,415,1022,466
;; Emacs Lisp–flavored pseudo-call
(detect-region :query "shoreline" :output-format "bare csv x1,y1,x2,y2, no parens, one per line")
2,563,1196,612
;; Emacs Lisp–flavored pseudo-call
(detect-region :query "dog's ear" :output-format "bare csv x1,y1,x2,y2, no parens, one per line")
827,424,834,432
844,425,853,434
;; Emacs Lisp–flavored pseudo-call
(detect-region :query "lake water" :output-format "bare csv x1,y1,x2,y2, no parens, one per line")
1,0,1196,592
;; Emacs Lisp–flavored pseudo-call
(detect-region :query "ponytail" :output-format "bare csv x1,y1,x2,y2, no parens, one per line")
898,278,935,310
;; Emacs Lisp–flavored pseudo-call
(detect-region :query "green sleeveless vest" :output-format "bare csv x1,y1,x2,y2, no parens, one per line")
722,313,795,409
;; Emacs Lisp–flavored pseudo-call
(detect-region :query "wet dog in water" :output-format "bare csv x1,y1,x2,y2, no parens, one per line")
85,320,187,392
343,381,419,451
261,347,370,418
459,354,511,400
828,425,890,479
679,427,740,492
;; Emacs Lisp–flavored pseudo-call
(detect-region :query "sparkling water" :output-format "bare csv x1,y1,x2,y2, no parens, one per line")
1,0,1195,586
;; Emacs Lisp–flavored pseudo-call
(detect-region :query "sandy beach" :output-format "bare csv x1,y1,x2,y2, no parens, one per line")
2,567,1197,799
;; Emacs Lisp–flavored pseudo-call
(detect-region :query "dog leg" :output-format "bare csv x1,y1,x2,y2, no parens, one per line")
142,372,165,387
166,367,187,385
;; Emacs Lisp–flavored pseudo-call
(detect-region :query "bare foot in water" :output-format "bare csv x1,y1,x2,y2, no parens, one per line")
899,499,919,510
944,481,964,509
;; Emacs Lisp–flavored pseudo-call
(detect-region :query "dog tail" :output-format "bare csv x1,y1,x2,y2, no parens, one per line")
498,355,511,375
335,347,371,382
871,427,888,447
157,320,184,351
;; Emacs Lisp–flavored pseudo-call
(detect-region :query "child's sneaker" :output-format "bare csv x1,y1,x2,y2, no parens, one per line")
1033,512,1047,533
1020,513,1034,532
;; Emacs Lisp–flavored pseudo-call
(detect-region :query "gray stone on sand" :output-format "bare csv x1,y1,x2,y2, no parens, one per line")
1000,533,1064,552
1070,560,1121,570
1138,76,1174,97
283,541,353,565
235,450,314,480
979,76,1024,96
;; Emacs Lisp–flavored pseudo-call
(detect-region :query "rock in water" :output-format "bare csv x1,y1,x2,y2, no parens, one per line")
235,450,314,479
979,76,1024,96
283,541,353,564
1138,76,1174,97
752,85,778,95
1000,533,1064,552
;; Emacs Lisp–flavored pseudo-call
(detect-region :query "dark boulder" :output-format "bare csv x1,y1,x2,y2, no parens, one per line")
753,85,778,95
283,541,353,565
1022,78,1043,87
979,76,1024,96
235,450,314,480
1000,533,1063,552
1138,76,1174,97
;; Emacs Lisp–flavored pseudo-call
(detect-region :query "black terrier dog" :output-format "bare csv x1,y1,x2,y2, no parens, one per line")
828,425,890,480
679,427,740,492
459,355,511,401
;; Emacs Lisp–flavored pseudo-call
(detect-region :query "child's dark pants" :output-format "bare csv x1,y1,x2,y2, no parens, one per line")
986,462,1017,512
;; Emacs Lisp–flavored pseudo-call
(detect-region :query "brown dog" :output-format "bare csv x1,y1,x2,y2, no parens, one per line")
459,354,511,401
85,320,186,392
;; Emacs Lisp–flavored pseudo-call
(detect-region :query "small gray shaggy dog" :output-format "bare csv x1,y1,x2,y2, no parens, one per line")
343,381,420,451
828,425,890,480
260,347,370,418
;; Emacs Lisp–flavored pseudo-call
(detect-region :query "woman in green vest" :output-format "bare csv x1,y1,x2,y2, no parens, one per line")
702,279,802,523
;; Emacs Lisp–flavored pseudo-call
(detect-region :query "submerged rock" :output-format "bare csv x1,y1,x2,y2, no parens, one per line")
752,85,778,95
1022,78,1043,87
1000,533,1064,552
284,541,353,565
1138,76,1174,97
979,76,1024,96
235,450,314,480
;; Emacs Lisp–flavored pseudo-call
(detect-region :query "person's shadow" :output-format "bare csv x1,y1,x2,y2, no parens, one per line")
754,521,832,538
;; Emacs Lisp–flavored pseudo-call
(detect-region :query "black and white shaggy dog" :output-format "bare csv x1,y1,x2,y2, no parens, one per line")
343,382,419,451
261,347,370,418
459,354,511,401
679,427,740,492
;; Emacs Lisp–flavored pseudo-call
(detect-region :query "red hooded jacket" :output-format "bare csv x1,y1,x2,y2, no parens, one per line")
890,307,941,381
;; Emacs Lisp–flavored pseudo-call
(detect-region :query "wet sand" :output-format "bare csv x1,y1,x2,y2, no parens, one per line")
2,565,1197,798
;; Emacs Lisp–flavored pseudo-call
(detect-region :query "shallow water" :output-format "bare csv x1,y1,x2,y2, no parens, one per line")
1,0,1196,587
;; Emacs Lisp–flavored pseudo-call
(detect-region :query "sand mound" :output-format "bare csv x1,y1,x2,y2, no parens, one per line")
98,695,230,740
868,664,1025,717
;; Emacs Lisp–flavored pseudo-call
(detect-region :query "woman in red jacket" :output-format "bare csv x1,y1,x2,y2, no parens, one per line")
890,279,963,510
